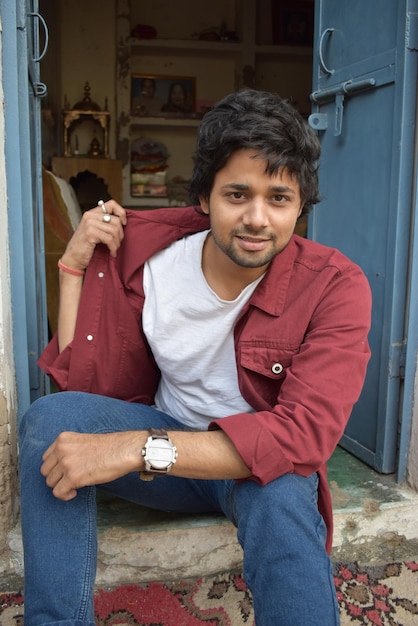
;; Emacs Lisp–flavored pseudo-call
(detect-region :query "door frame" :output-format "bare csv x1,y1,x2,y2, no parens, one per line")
397,132,418,482
1,0,48,420
395,2,418,482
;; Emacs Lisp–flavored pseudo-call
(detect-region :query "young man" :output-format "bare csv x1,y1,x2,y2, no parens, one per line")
19,90,372,625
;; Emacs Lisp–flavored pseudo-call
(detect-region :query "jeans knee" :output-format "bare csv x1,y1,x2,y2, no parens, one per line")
233,473,323,547
235,472,318,512
19,392,79,446
232,474,336,624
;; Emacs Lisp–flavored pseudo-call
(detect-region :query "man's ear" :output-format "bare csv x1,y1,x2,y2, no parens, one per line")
199,197,209,214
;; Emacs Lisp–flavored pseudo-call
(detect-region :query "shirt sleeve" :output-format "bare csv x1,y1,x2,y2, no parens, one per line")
38,250,160,403
209,263,372,486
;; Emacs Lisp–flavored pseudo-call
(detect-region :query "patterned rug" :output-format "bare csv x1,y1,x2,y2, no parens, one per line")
1,562,417,625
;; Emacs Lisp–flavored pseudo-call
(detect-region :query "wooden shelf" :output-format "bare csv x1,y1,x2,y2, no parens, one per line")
130,39,312,60
130,116,202,129
131,196,170,207
255,44,313,59
130,38,242,55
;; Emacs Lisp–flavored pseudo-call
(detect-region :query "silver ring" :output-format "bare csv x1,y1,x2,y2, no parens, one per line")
102,214,111,223
98,200,107,214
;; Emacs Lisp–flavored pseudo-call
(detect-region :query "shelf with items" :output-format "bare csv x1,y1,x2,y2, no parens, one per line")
130,133,169,206
61,82,111,158
116,0,246,207
129,118,201,208
115,0,314,207
128,125,197,208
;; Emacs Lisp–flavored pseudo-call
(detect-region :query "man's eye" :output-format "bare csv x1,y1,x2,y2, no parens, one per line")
228,192,244,200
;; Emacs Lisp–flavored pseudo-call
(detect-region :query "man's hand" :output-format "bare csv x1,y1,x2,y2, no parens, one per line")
57,200,128,353
41,429,252,501
62,199,127,273
40,431,144,501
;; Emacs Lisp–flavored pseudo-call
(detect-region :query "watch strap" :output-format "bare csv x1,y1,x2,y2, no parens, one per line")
148,428,170,440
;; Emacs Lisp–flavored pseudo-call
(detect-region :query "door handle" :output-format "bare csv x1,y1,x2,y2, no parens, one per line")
28,11,49,99
319,28,335,76
28,12,49,62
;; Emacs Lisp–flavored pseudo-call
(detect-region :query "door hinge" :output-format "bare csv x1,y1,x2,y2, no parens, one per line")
406,12,418,50
389,341,407,380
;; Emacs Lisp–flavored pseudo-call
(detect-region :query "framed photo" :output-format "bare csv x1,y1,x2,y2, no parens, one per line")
272,1,314,47
131,74,196,117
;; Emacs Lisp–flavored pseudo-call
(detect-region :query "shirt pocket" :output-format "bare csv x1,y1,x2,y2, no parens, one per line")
240,344,299,380
239,343,300,408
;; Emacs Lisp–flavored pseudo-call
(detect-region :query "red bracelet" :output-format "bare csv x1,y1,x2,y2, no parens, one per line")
58,259,85,276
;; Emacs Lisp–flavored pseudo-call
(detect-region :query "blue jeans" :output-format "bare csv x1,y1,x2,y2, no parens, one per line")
19,392,339,626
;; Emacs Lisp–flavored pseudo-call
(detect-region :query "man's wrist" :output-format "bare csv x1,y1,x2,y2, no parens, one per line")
139,428,178,481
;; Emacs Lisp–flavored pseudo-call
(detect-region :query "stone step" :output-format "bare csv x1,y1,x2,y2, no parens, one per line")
3,448,418,589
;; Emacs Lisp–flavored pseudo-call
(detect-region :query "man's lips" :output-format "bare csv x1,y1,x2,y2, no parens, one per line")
236,234,270,251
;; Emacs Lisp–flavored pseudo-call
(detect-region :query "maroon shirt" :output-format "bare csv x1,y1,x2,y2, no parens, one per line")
39,207,372,552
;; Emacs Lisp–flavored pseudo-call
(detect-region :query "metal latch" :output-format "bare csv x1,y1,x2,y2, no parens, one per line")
309,78,376,136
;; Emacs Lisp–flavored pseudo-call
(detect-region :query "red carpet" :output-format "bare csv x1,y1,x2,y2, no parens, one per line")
1,562,417,625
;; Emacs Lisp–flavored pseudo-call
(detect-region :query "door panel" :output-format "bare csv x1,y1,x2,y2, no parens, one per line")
316,3,399,73
25,3,49,401
2,0,49,416
309,0,417,472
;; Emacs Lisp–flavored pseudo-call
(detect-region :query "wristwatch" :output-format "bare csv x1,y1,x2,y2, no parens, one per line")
140,428,177,481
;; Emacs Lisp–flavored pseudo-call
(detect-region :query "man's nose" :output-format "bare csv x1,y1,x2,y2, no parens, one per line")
242,199,269,229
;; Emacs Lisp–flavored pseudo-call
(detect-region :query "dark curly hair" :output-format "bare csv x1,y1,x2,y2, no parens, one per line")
189,89,321,216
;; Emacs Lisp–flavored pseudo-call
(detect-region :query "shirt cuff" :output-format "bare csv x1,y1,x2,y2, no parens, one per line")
209,412,294,485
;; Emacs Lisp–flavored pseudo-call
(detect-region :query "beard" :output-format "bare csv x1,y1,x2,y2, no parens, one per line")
210,226,281,268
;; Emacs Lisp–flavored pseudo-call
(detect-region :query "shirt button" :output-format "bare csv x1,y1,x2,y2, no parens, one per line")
98,272,104,278
87,334,94,341
271,362,283,375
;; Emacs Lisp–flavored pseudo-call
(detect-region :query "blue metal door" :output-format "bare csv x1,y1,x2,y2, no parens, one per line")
2,0,49,416
308,0,418,473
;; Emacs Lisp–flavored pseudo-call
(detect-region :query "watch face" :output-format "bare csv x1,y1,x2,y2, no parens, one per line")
147,439,174,470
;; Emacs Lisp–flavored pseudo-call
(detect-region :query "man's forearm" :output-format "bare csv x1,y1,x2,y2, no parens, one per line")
168,429,252,480
41,428,252,501
57,270,83,352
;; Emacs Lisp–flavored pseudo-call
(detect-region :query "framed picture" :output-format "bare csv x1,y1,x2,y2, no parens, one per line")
272,1,314,47
131,74,196,117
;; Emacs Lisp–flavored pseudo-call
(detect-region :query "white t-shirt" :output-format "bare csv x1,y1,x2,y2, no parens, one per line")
142,230,263,429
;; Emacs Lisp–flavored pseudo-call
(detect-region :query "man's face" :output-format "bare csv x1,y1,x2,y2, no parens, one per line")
200,149,303,274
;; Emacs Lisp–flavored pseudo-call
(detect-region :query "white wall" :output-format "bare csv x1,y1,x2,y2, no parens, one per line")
59,0,117,157
0,17,19,568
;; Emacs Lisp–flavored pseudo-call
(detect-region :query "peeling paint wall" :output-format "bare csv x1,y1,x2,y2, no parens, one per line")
0,20,19,559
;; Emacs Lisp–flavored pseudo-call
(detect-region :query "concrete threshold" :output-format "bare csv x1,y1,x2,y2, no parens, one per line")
3,448,418,589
